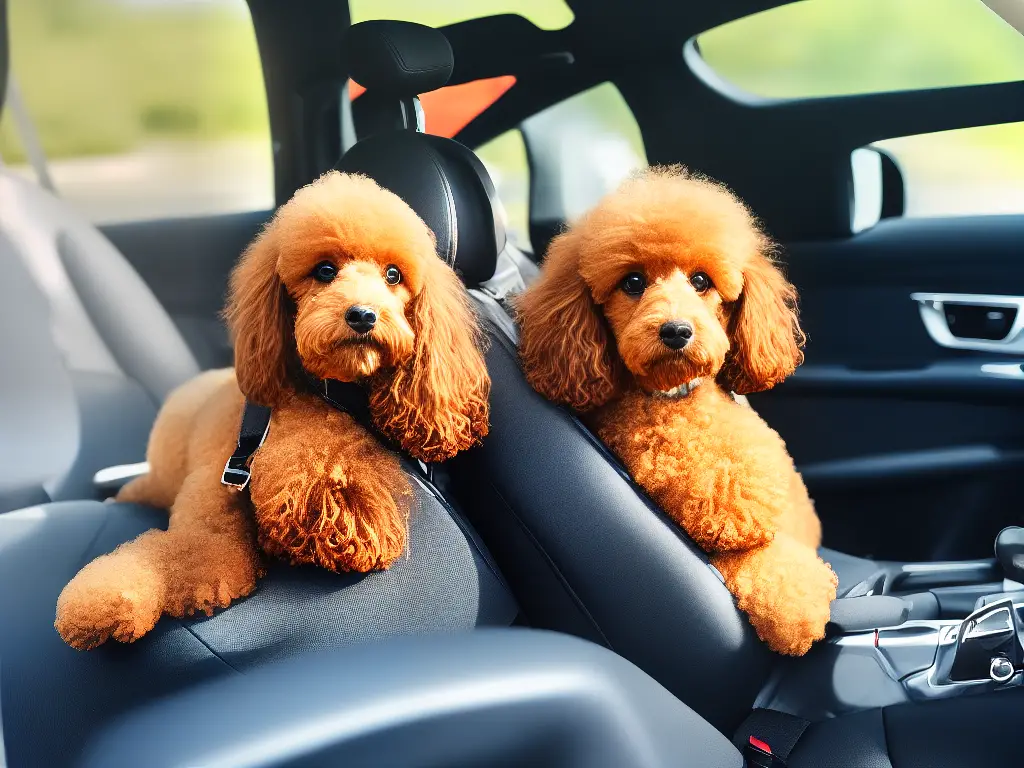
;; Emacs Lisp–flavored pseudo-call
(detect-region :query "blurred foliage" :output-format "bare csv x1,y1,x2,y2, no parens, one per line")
0,0,269,163
697,0,1024,178
349,0,573,29
2,0,1023,188
699,0,1024,98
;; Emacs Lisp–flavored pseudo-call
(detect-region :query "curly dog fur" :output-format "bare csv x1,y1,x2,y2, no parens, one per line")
517,166,836,655
55,171,490,650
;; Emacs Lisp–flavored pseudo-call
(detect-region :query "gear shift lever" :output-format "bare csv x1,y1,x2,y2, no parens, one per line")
949,598,1023,682
995,527,1024,583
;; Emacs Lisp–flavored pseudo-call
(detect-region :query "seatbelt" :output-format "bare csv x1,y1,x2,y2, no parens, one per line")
2,71,57,192
221,377,429,490
733,708,811,768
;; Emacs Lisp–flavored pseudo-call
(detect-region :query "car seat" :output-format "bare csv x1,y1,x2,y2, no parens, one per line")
0,17,521,768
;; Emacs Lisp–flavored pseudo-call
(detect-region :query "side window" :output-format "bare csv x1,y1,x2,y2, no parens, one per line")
873,123,1024,218
477,83,647,254
697,0,1024,99
0,0,273,223
476,130,530,251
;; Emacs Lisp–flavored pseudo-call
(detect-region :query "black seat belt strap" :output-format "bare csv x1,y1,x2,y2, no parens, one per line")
318,378,432,481
733,708,811,767
221,401,273,490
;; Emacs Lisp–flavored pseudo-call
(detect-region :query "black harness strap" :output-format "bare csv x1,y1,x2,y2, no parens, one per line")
317,378,376,436
221,400,273,489
221,376,428,490
318,378,432,481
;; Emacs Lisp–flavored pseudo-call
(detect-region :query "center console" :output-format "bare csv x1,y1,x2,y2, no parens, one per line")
841,526,1024,620
758,528,1024,720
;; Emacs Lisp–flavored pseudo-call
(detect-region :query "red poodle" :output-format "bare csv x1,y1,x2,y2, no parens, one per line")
55,171,490,650
517,166,836,655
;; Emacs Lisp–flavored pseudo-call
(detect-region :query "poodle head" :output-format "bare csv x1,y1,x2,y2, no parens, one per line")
517,166,804,409
225,171,489,462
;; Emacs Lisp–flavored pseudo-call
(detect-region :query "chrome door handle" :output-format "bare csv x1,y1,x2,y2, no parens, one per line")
911,293,1024,353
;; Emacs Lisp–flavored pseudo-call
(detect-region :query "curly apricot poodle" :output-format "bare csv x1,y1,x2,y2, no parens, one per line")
55,171,490,650
517,166,836,655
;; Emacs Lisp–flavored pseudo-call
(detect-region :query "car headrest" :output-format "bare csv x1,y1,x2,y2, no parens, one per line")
337,131,504,287
345,20,453,96
337,19,505,287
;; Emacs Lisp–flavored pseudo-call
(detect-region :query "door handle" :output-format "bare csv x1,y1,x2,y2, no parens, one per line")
911,293,1024,353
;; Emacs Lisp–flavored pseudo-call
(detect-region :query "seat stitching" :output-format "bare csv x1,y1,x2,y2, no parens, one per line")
408,473,512,593
880,706,897,768
419,143,458,265
485,481,615,651
76,508,117,568
381,33,448,75
179,621,244,675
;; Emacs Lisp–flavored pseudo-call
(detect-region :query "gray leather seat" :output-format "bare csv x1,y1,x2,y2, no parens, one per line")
0,491,517,767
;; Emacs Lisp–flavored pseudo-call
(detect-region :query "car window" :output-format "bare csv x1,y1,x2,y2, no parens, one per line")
697,0,1024,98
0,0,273,223
348,0,573,30
476,129,530,250
478,83,647,252
872,122,1024,218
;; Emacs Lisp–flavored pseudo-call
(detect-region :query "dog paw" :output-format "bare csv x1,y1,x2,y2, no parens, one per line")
55,576,162,650
252,466,410,573
714,535,838,657
751,591,834,656
167,571,263,619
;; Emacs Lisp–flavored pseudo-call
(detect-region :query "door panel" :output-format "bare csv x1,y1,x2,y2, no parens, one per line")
101,210,271,370
752,215,1024,561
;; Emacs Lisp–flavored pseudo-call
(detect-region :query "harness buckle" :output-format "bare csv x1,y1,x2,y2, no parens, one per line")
221,409,272,491
221,457,253,491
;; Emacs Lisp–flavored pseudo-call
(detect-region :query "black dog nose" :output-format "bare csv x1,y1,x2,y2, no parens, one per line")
659,321,693,350
345,306,377,334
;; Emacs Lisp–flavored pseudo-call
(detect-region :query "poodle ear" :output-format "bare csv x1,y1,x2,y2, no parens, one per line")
515,229,620,411
369,257,490,463
718,252,805,395
224,227,293,407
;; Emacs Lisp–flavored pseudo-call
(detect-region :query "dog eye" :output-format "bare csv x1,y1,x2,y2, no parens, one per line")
690,272,713,293
621,272,647,297
384,265,402,285
312,261,337,283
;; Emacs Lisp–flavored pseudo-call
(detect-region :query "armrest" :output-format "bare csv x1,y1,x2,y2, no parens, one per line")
79,629,741,768
92,462,149,497
828,595,911,634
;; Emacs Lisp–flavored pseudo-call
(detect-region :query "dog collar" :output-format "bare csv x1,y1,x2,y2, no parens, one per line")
656,378,703,399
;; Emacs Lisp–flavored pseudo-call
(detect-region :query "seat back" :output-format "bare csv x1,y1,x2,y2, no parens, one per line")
334,19,774,735
450,325,776,734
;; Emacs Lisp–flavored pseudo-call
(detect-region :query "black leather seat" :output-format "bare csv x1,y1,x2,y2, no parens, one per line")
326,23,1024,768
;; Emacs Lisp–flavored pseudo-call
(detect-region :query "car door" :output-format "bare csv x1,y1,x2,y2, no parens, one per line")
660,0,1024,563
756,214,1024,563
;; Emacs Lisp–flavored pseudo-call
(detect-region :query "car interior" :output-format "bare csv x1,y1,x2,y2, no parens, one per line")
2,0,1024,765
